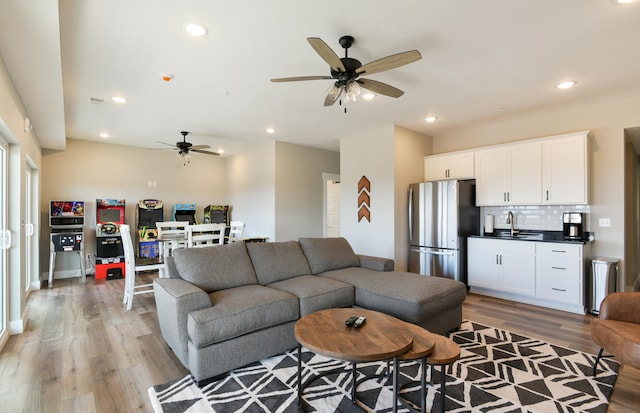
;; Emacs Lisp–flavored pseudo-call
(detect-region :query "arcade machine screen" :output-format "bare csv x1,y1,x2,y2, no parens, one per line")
50,200,85,228
172,203,197,225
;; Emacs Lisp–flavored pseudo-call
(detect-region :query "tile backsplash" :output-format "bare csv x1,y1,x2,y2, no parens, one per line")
481,205,591,232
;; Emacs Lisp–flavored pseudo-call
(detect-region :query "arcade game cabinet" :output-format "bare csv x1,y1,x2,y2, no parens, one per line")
204,205,230,225
172,203,198,224
204,205,230,241
48,200,85,288
136,199,163,258
95,198,126,280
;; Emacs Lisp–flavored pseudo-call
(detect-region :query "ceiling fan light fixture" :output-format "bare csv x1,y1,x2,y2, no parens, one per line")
362,92,376,100
345,81,361,102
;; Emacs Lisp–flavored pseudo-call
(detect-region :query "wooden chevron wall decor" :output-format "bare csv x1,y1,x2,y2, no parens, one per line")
357,175,370,222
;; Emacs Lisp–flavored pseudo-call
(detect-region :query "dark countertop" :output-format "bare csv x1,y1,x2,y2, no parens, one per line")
469,230,594,245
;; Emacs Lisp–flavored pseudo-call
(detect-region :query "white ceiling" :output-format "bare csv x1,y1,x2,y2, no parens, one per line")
2,0,640,156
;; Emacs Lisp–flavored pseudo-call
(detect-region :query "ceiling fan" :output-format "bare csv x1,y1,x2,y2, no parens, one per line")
271,35,421,109
156,131,220,164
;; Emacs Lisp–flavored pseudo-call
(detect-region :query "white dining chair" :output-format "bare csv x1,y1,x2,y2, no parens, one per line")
156,221,189,257
186,223,226,248
227,221,245,243
120,224,166,311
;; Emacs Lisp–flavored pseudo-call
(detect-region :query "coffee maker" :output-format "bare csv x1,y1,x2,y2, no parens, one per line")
563,212,585,240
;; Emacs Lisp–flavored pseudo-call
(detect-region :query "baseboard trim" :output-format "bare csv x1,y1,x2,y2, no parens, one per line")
8,307,29,335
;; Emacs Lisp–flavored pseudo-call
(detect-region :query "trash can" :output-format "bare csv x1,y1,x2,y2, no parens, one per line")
588,257,618,315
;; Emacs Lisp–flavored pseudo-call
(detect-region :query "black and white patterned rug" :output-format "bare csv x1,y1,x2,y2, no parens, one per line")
149,321,619,413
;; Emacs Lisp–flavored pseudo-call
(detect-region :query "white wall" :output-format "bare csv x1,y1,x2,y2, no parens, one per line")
432,92,640,289
274,142,339,241
226,141,276,240
340,125,397,258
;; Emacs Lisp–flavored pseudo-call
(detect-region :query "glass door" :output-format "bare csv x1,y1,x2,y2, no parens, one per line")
24,165,33,292
0,135,8,337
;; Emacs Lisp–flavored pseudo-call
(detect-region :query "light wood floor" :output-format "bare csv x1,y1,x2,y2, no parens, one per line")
0,275,638,412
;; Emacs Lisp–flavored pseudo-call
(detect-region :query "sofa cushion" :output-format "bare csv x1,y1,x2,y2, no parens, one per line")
268,275,354,316
298,237,360,274
173,242,257,292
319,267,467,325
188,285,299,348
247,241,312,285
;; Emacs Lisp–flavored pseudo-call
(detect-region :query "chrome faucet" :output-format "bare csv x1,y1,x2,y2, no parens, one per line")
506,211,518,237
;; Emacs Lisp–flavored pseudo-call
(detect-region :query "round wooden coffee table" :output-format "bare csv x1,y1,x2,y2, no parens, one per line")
294,308,414,412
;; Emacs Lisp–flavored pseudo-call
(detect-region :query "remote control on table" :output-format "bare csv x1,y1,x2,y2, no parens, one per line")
353,316,367,328
345,316,358,326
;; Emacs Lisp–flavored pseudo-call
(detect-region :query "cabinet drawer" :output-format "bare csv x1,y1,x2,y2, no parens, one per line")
536,278,582,305
537,243,582,258
536,265,581,304
468,238,535,254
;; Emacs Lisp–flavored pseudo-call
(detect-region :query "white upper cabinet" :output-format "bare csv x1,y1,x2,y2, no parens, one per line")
475,142,541,206
542,132,588,204
424,151,474,181
474,131,588,206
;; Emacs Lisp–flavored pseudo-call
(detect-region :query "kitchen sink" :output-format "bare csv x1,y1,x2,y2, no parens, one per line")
494,231,544,240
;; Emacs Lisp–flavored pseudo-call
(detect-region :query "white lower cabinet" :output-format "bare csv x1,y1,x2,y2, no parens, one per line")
468,238,536,297
468,237,590,313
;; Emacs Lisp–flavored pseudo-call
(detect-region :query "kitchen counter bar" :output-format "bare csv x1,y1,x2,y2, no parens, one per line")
469,230,593,244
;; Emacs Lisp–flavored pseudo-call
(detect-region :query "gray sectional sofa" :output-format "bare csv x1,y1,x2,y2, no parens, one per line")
153,237,467,384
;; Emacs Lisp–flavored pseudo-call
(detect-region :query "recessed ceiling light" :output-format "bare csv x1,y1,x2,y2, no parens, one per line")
99,132,110,138
556,80,577,89
613,0,635,4
362,92,376,100
111,96,128,103
184,22,207,37
266,127,276,134
425,116,438,123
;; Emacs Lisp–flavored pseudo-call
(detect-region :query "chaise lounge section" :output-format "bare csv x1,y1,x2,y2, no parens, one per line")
153,237,467,384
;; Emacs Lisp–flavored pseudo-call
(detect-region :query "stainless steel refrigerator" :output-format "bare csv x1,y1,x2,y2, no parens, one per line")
408,180,480,284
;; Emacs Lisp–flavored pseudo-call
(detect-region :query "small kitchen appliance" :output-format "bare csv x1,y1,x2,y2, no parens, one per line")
563,212,585,240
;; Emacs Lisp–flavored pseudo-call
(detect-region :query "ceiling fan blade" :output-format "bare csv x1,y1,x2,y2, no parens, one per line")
191,144,211,150
191,148,220,156
357,79,404,98
307,37,346,72
356,50,422,76
271,75,333,82
156,141,176,147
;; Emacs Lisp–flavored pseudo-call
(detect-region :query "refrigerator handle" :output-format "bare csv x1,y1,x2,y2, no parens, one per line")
410,247,455,256
408,186,413,241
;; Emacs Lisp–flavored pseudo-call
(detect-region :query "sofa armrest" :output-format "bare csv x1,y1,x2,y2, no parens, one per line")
163,256,182,279
598,292,640,324
358,254,394,272
153,278,212,367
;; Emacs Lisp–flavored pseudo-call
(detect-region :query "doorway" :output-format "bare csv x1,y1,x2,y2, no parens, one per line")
323,173,340,237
